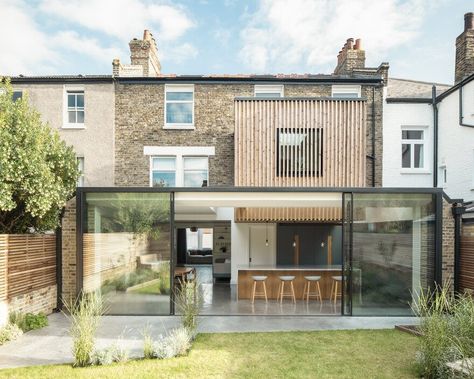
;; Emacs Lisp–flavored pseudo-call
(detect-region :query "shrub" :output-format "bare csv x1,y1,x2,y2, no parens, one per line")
413,283,474,378
142,327,156,359
153,327,192,359
0,323,23,345
64,291,106,367
174,281,203,335
0,79,79,233
9,312,48,332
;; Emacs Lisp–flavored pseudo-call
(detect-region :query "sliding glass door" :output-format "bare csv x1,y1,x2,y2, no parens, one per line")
342,192,437,316
82,192,173,315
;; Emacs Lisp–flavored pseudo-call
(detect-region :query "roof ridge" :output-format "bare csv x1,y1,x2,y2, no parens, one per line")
390,77,452,87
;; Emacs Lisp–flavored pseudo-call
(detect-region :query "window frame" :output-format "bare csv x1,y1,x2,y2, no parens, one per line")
331,85,361,98
400,126,428,172
151,156,177,187
254,85,284,98
183,156,209,187
63,86,85,129
164,84,195,130
276,128,323,177
12,91,23,101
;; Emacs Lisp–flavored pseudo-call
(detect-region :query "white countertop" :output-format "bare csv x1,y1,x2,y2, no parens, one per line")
237,265,342,271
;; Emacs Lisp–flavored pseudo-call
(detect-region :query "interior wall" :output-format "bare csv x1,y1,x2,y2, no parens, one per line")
277,224,342,266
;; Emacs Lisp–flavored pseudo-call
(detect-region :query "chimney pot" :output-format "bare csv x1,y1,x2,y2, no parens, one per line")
465,12,474,31
143,29,152,40
354,39,362,50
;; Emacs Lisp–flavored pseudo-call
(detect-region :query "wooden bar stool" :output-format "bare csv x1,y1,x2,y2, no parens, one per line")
251,275,268,303
302,276,322,303
330,276,342,304
277,276,296,303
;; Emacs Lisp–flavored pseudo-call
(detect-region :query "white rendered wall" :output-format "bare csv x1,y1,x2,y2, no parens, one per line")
383,101,433,188
438,79,474,201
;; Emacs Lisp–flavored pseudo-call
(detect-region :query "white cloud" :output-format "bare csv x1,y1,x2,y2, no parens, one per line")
39,0,195,42
239,0,437,72
51,31,124,62
0,0,59,75
0,0,198,75
161,43,198,64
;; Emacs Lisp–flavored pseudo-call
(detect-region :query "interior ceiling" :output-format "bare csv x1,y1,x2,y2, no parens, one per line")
174,192,342,210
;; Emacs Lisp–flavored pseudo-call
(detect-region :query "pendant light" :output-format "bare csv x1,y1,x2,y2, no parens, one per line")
265,223,269,246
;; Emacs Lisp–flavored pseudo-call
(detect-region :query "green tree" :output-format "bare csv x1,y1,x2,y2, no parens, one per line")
0,79,79,233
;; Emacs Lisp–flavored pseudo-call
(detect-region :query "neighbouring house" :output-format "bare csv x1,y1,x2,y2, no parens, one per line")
10,76,115,187
383,12,474,202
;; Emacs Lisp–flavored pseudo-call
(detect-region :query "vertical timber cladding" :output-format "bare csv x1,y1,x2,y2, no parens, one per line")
235,99,366,187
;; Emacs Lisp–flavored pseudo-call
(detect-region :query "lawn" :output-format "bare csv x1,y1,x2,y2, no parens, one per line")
0,329,419,379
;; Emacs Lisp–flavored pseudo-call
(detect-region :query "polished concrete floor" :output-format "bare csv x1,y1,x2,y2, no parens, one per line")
101,266,411,316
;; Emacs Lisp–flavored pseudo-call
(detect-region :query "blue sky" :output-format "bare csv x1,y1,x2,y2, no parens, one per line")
1,0,473,84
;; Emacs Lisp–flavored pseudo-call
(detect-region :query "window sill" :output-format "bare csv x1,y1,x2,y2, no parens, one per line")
62,124,85,129
163,124,195,130
400,169,431,175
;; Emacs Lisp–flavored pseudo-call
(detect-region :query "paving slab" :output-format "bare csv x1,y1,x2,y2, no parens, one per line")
0,312,419,369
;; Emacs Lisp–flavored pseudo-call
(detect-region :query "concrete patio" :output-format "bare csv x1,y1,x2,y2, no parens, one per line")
0,312,419,369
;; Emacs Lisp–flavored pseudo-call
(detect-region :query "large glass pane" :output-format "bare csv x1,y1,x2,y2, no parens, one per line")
83,192,172,315
166,103,193,124
350,193,436,316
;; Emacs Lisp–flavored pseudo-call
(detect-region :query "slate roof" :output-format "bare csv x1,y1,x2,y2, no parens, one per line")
387,78,451,99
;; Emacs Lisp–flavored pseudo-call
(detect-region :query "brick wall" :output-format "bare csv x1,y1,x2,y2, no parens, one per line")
442,198,455,283
114,82,384,188
8,285,56,315
62,198,77,303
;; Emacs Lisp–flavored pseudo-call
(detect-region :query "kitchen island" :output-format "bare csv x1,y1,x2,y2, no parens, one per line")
237,265,342,300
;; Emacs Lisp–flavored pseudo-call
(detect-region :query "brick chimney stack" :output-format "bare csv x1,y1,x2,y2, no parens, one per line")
128,29,161,77
455,12,474,83
334,38,366,75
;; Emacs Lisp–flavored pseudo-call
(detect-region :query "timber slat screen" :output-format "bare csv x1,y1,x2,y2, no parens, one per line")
3,234,56,298
235,99,366,187
460,234,474,293
235,207,341,223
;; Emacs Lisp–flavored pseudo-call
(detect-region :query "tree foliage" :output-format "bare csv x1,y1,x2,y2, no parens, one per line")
0,79,79,233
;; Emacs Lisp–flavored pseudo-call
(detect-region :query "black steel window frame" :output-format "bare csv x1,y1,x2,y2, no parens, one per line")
276,128,323,177
75,186,443,316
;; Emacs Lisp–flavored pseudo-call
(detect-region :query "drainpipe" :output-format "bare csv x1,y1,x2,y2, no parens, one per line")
372,87,376,187
459,85,474,128
432,85,438,187
452,203,465,293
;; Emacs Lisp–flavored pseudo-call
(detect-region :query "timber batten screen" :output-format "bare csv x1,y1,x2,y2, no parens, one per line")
235,99,366,187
